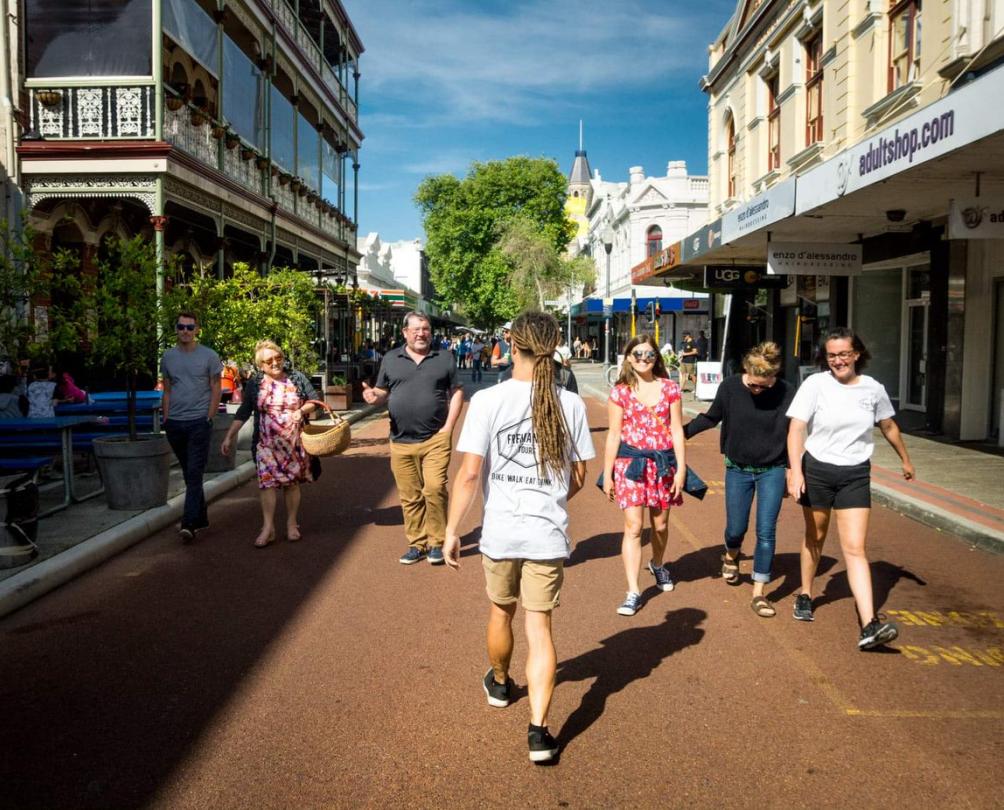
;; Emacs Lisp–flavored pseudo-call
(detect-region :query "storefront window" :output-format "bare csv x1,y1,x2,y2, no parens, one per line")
27,0,153,77
852,269,903,398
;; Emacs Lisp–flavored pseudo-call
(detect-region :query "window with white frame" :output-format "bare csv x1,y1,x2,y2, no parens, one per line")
646,225,663,257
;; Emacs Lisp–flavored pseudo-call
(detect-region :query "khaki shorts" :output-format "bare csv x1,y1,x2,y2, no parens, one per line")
482,555,564,612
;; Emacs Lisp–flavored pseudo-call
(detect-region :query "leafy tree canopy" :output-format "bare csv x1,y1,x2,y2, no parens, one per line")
415,156,576,325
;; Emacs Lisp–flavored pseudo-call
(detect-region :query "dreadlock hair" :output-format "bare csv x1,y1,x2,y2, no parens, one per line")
615,334,669,388
509,311,569,478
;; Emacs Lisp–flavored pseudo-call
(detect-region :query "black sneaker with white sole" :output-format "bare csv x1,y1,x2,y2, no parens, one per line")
858,617,899,650
648,561,675,592
527,724,559,763
179,527,195,543
483,669,512,708
793,593,814,622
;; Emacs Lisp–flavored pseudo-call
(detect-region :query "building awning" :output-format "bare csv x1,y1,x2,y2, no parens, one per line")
660,64,1004,275
571,296,707,317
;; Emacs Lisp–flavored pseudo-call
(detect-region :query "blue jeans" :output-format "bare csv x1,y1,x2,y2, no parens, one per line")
472,358,482,382
165,417,212,530
724,465,786,583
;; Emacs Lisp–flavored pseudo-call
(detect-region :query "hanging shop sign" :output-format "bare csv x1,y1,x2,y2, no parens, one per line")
695,361,723,401
797,64,1004,213
632,242,681,283
704,265,789,290
767,242,862,275
682,220,723,261
947,197,1004,239
721,177,796,244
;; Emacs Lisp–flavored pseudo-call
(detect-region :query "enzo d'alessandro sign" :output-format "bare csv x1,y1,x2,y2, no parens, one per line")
722,177,796,243
797,64,1004,214
767,243,862,276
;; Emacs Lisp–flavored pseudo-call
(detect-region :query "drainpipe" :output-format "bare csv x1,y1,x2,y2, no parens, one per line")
266,21,277,273
0,0,21,225
153,0,163,141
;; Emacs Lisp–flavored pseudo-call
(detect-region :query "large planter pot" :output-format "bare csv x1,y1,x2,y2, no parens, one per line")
325,384,352,411
93,434,172,510
206,413,237,472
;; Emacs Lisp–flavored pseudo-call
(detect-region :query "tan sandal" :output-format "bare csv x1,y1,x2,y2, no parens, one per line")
751,596,776,618
253,530,275,548
721,553,740,585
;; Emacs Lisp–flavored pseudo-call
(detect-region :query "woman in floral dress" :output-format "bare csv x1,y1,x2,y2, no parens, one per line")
221,340,318,547
602,334,686,616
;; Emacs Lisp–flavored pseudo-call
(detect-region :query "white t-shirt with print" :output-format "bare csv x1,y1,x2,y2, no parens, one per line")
457,379,596,560
786,372,895,465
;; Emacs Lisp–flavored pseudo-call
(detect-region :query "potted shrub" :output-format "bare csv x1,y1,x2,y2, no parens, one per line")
88,236,175,510
325,375,351,411
255,155,269,171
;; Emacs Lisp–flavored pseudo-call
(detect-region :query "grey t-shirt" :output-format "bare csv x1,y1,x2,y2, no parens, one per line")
161,344,222,422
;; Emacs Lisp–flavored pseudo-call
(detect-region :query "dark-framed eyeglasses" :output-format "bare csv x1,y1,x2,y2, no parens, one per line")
175,323,196,331
825,351,856,361
631,350,657,361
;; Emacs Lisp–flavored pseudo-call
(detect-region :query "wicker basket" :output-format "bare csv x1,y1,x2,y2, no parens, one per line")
299,400,351,457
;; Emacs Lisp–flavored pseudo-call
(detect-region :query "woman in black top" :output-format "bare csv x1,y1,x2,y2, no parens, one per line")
684,342,794,617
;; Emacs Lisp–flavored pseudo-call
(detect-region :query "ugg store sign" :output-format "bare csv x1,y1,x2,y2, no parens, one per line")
767,242,862,276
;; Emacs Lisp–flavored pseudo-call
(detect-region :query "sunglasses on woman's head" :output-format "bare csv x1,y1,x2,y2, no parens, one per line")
631,350,657,361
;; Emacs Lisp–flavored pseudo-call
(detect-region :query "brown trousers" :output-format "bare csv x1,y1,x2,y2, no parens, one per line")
389,431,452,550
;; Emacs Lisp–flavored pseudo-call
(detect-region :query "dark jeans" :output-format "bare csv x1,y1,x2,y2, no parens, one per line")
724,465,786,583
471,358,483,382
165,417,212,530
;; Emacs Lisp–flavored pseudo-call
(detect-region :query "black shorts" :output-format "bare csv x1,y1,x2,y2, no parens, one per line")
799,452,871,510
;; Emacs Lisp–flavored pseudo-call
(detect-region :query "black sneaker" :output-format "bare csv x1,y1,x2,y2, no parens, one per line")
482,669,512,708
427,547,445,565
793,593,814,622
399,547,426,565
527,724,559,764
858,617,899,650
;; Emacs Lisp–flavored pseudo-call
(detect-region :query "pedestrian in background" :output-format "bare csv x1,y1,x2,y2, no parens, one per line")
786,327,915,649
221,340,318,547
491,322,513,376
679,332,698,391
443,311,594,764
161,311,222,543
26,366,58,418
602,334,685,617
362,311,464,566
685,342,793,617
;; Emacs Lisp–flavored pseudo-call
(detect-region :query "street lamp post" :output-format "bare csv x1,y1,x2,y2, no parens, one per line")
601,225,615,369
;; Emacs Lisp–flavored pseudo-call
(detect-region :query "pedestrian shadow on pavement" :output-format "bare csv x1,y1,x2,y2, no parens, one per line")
346,436,390,452
814,560,927,612
767,553,840,601
459,529,482,558
567,532,623,567
556,608,706,750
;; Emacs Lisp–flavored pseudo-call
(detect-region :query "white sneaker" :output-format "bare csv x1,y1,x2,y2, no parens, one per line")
617,592,642,616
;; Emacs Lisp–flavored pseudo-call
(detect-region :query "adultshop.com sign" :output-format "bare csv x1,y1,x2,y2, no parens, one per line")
767,242,862,276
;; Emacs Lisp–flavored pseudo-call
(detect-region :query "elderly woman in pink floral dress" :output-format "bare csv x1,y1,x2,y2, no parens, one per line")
602,334,686,617
221,340,319,547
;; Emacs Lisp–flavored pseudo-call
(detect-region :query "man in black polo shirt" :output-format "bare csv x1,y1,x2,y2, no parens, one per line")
362,311,464,565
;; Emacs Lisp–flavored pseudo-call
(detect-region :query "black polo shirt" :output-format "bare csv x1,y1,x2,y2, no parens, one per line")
376,345,459,443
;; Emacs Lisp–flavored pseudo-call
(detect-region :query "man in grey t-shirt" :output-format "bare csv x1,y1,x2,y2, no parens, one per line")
161,311,222,542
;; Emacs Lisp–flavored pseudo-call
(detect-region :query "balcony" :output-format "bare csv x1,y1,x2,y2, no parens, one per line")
29,86,156,139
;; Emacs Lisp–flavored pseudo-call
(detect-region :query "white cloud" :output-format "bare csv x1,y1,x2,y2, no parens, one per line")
349,0,723,126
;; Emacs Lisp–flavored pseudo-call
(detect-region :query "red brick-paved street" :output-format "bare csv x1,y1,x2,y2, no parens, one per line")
1,390,1002,809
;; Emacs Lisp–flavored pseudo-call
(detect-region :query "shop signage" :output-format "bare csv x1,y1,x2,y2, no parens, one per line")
704,266,789,289
722,177,796,243
797,64,1004,214
683,299,702,310
767,242,862,275
696,362,723,401
631,242,681,284
682,219,723,261
947,197,1004,239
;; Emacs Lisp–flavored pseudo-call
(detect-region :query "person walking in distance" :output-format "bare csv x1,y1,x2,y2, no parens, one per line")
679,332,698,391
362,311,464,565
443,312,594,764
684,342,794,617
786,327,915,649
602,334,685,616
161,311,223,542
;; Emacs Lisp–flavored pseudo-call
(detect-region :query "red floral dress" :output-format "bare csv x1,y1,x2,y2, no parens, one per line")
255,375,312,490
610,379,683,509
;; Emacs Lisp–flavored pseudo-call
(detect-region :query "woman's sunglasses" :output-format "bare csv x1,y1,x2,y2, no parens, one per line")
631,350,657,361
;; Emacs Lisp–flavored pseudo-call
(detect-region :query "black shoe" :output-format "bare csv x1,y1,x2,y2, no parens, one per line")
179,527,195,543
399,547,426,565
859,617,899,650
793,593,814,622
427,547,445,566
483,669,512,708
527,724,559,764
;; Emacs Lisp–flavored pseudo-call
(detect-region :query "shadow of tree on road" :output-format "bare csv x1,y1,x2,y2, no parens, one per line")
556,608,706,750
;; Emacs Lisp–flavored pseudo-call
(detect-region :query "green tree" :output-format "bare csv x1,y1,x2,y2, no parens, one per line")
496,217,595,311
0,219,89,369
415,156,576,324
181,263,321,373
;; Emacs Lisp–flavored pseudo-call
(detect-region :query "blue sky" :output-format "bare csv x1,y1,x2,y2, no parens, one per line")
348,0,737,242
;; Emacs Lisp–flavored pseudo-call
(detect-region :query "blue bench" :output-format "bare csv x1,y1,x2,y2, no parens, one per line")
0,456,52,474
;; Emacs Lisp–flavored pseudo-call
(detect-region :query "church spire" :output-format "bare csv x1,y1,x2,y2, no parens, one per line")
568,119,592,185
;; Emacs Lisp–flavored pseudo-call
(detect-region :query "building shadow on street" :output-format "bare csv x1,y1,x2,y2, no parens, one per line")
556,607,706,751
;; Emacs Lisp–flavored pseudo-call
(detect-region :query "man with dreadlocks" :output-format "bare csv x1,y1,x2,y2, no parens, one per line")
444,311,595,764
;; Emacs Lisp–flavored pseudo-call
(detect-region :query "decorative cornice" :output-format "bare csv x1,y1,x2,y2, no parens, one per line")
16,141,172,160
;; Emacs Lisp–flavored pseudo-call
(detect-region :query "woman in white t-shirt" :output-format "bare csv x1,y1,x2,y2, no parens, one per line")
786,327,914,651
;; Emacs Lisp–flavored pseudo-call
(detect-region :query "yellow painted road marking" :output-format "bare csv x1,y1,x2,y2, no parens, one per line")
844,709,1004,718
